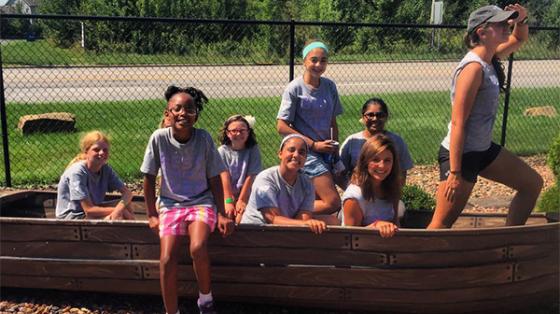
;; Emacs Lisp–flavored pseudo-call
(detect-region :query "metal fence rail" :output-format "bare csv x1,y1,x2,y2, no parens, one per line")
1,14,559,187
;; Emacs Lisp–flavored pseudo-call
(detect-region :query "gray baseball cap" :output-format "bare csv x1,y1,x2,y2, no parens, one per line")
467,5,519,33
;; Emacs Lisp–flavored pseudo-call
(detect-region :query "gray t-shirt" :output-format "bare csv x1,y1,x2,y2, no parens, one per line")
340,131,413,180
340,184,394,226
277,76,343,141
56,161,124,219
140,127,226,207
218,144,262,198
241,166,315,224
441,51,500,152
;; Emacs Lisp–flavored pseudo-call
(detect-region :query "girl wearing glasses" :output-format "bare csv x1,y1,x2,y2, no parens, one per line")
141,85,234,314
428,4,542,229
218,114,262,224
339,98,413,189
277,40,343,216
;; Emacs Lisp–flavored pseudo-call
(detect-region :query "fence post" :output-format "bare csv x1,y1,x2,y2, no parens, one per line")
0,44,12,187
289,19,295,82
500,53,514,147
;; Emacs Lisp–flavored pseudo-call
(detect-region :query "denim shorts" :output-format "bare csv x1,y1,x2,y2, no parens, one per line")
302,151,332,178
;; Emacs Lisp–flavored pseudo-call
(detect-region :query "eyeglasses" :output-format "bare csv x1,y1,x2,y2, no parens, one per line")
363,112,388,120
227,128,248,135
169,107,197,116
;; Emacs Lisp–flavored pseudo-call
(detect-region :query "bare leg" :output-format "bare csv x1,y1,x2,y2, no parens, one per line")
312,172,341,215
188,221,212,294
160,235,181,314
428,179,475,229
479,149,543,225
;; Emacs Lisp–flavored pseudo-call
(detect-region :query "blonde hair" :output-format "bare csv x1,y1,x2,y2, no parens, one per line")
351,134,401,203
67,130,110,168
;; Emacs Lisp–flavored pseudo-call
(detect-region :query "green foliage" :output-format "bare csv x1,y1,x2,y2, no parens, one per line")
536,183,559,213
547,133,560,178
401,185,435,212
30,1,559,58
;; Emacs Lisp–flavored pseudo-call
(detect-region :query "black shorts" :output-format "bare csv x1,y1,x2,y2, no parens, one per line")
438,142,502,183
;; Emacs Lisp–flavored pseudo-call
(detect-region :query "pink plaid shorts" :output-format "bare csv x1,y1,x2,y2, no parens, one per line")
158,205,216,237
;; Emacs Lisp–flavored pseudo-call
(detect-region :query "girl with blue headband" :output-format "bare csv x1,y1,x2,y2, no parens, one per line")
276,40,343,217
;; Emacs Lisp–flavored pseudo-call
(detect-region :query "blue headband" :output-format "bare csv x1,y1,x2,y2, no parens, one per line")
302,42,329,59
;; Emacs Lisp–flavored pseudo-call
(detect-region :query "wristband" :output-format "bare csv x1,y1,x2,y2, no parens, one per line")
310,141,315,151
118,199,128,206
225,197,234,204
519,17,529,25
449,170,461,175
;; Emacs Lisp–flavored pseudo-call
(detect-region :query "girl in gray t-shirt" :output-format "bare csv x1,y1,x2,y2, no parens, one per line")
55,130,134,220
341,134,401,238
217,115,262,224
276,41,343,216
241,134,329,234
141,86,234,314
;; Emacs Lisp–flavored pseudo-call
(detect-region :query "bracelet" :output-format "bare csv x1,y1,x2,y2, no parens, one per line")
310,141,315,151
449,170,461,175
519,17,529,25
225,197,234,204
118,199,128,206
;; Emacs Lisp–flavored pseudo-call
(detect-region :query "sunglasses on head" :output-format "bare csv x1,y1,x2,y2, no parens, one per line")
363,112,387,119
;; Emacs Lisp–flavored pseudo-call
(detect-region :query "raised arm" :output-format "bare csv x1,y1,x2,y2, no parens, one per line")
495,4,528,60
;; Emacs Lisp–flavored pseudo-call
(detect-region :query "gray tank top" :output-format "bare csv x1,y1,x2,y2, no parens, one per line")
441,51,500,152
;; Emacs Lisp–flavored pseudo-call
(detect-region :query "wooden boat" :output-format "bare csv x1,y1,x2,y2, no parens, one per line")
1,190,558,313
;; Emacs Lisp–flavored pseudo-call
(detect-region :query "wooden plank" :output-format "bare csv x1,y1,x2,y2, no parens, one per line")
451,216,475,229
509,243,559,260
142,262,513,290
0,223,80,241
476,216,548,228
133,244,385,267
351,224,560,252
388,247,508,267
1,241,131,259
1,275,80,290
515,254,560,282
341,291,559,314
81,225,158,244
210,228,351,249
344,273,558,304
0,257,143,279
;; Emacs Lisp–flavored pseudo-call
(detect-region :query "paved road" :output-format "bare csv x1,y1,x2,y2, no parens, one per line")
3,60,559,103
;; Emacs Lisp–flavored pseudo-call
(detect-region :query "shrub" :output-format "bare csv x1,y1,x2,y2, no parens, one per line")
536,184,559,213
547,132,560,178
402,184,435,211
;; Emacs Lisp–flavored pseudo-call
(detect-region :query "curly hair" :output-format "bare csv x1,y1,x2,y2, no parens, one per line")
164,85,209,113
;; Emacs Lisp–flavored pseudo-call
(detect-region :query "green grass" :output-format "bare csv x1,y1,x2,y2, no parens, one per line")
2,87,559,186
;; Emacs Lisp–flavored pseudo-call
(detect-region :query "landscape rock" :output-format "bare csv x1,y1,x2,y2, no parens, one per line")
523,106,557,117
17,112,76,135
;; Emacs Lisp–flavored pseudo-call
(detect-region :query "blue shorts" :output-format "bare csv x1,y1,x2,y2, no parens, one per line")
302,151,333,178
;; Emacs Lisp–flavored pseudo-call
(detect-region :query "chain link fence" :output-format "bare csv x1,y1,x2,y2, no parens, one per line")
1,14,559,187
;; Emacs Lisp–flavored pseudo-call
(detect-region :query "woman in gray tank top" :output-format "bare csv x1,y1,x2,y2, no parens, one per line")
428,4,543,229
